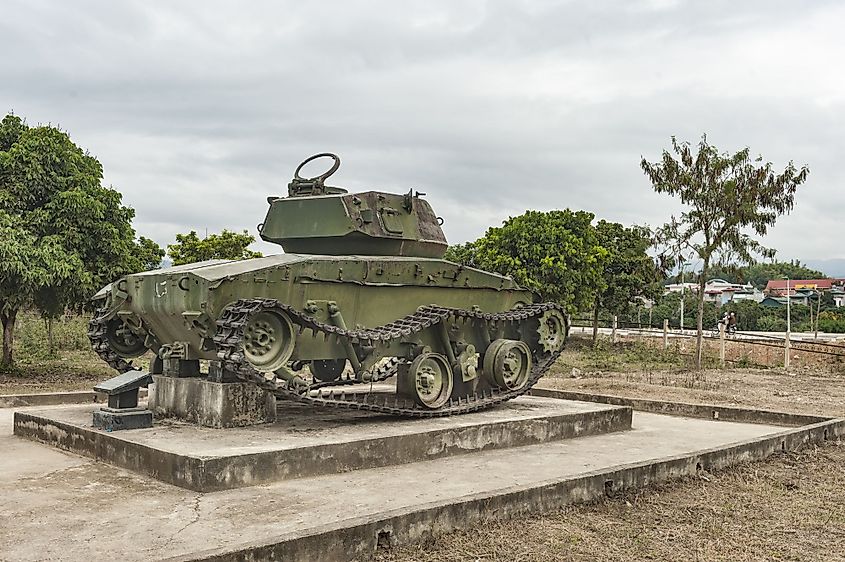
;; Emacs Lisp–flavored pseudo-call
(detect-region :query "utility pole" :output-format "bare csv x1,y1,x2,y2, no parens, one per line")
784,276,791,369
785,277,791,334
679,258,685,333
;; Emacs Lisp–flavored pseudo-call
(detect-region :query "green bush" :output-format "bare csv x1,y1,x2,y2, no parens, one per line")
817,311,845,333
13,310,91,360
756,315,787,332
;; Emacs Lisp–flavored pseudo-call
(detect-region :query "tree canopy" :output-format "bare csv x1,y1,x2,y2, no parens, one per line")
743,260,826,288
592,221,662,340
668,259,826,288
444,209,607,313
642,134,809,366
131,236,166,271
0,113,156,364
167,229,262,266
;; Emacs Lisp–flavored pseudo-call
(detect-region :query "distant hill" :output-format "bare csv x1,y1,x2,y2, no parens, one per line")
803,259,845,279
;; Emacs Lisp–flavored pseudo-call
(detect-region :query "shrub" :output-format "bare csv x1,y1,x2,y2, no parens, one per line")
756,315,787,332
817,311,845,333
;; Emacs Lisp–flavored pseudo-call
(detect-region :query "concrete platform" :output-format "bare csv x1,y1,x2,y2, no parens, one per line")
2,397,842,562
13,396,631,491
0,388,147,408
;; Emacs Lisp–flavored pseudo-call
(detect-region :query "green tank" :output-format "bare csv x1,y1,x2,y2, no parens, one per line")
88,154,569,417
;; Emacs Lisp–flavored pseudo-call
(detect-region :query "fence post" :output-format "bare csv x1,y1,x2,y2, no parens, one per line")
612,315,618,344
719,322,726,368
663,319,669,350
784,330,791,370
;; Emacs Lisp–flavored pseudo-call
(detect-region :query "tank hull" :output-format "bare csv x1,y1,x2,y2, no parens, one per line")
101,254,532,362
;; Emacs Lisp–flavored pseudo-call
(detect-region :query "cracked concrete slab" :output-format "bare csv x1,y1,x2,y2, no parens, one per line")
12,396,632,490
0,402,819,562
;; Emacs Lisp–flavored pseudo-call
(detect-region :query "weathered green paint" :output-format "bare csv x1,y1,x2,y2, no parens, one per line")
94,155,533,369
103,253,529,362
261,191,448,258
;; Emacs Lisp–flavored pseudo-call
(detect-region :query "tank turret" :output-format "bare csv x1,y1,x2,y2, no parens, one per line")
259,153,448,258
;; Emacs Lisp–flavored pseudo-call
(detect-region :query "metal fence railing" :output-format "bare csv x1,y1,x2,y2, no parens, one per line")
570,315,845,365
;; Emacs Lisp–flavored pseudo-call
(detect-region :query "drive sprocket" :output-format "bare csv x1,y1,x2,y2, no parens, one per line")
535,308,569,354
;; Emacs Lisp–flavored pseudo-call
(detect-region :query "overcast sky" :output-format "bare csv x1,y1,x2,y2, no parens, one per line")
2,0,843,267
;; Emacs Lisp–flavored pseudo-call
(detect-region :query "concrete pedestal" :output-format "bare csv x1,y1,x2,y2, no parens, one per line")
12,395,632,491
148,375,276,428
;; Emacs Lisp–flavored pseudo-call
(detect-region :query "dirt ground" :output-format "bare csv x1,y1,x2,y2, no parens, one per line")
376,336,845,562
4,336,845,561
0,349,150,394
377,442,845,562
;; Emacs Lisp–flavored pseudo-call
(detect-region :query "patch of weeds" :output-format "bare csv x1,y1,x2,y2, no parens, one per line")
732,354,756,369
13,310,91,361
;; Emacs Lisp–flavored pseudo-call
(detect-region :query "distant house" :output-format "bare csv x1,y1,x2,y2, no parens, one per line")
760,290,817,308
831,286,845,308
702,279,762,305
664,282,699,294
760,296,788,308
664,279,763,304
764,278,845,296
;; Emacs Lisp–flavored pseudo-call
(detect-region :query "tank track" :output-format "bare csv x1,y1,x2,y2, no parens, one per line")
87,307,136,373
213,298,567,418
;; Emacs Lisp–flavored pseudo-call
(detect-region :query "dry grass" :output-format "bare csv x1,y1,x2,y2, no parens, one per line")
376,442,845,562
377,336,845,562
0,348,154,395
547,336,845,418
0,310,155,394
0,350,115,394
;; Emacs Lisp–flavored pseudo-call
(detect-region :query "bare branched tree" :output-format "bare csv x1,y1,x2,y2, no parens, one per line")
641,135,809,368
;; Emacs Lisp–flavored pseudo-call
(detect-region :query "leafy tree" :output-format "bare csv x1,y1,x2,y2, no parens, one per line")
647,291,720,331
0,212,79,365
642,135,809,367
168,230,262,266
444,209,607,312
697,262,744,284
443,241,478,266
743,260,827,289
0,114,143,363
591,221,662,342
817,311,845,333
131,236,165,271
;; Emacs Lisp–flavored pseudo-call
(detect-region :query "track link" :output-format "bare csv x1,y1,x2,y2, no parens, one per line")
87,307,136,373
213,299,568,418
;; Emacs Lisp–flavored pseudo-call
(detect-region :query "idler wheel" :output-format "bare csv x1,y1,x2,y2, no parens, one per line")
242,309,296,372
535,309,568,354
483,339,532,391
409,352,454,409
311,358,347,382
105,318,146,358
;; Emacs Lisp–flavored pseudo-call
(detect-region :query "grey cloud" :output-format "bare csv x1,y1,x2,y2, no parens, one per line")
2,0,842,265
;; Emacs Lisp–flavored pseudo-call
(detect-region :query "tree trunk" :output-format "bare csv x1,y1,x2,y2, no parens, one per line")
695,259,709,369
1,309,17,367
46,317,55,357
592,305,600,345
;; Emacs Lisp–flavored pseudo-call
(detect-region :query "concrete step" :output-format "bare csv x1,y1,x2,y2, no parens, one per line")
12,395,631,491
3,403,837,562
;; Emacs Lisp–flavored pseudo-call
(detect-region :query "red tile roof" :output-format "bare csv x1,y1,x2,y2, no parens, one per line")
765,279,833,291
